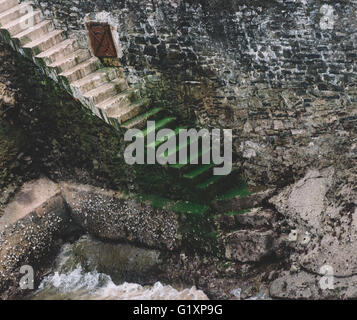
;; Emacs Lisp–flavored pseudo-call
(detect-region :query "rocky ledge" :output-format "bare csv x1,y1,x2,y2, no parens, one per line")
0,166,356,300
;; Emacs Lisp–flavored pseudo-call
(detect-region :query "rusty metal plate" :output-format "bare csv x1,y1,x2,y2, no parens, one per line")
87,22,117,58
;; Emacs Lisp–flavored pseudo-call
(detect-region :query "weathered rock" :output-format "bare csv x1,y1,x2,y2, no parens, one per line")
0,82,15,107
53,235,163,284
271,168,357,278
224,230,274,263
270,168,334,233
235,208,275,229
0,179,70,297
270,270,357,300
216,207,275,232
61,182,180,251
270,271,321,300
298,205,357,277
0,178,60,229
213,188,276,214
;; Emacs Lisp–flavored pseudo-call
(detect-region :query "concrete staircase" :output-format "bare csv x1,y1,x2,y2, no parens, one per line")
0,0,149,131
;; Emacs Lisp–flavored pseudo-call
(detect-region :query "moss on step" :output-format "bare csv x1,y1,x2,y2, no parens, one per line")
224,209,251,216
217,183,252,201
177,208,221,256
170,201,209,215
160,135,199,159
147,126,187,149
138,116,176,138
196,174,225,190
134,193,171,209
121,107,163,128
169,148,211,169
183,163,215,180
135,193,209,214
134,191,220,254
130,97,150,110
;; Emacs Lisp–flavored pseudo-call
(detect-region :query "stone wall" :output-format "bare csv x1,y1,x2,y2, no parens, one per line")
28,0,357,185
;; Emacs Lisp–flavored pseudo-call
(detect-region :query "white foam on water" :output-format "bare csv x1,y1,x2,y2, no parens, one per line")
95,281,209,300
34,267,208,300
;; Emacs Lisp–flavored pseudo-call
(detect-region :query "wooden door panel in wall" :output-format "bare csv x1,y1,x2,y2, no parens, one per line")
87,22,117,58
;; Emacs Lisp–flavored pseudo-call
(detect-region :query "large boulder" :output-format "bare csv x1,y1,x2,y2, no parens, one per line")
269,167,357,298
271,167,357,277
270,168,333,233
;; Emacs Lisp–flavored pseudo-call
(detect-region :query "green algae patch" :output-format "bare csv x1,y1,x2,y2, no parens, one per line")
170,201,209,215
133,192,220,255
217,182,252,201
134,194,209,215
177,209,222,256
134,193,171,209
122,107,163,128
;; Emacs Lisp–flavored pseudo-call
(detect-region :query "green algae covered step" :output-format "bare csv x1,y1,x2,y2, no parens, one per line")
134,194,209,215
217,183,252,201
196,174,226,190
159,134,200,159
169,147,211,170
135,194,171,209
138,116,176,138
147,126,187,149
122,107,163,129
183,163,215,180
170,201,209,216
224,209,251,216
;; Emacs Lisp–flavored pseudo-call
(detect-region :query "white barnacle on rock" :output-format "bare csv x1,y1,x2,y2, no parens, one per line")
319,4,336,31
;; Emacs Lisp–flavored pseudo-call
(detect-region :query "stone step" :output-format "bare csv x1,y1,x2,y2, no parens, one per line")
23,29,64,55
122,107,163,129
135,194,210,215
85,78,126,105
2,9,43,36
13,20,54,45
170,200,210,215
0,2,32,27
48,49,91,73
196,174,226,190
193,170,239,201
183,163,216,180
36,38,79,65
213,187,274,214
215,208,274,234
147,126,188,149
97,88,140,116
138,117,176,139
216,184,252,201
107,98,149,125
158,134,200,160
71,69,118,93
60,56,101,83
169,147,211,170
0,0,18,14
